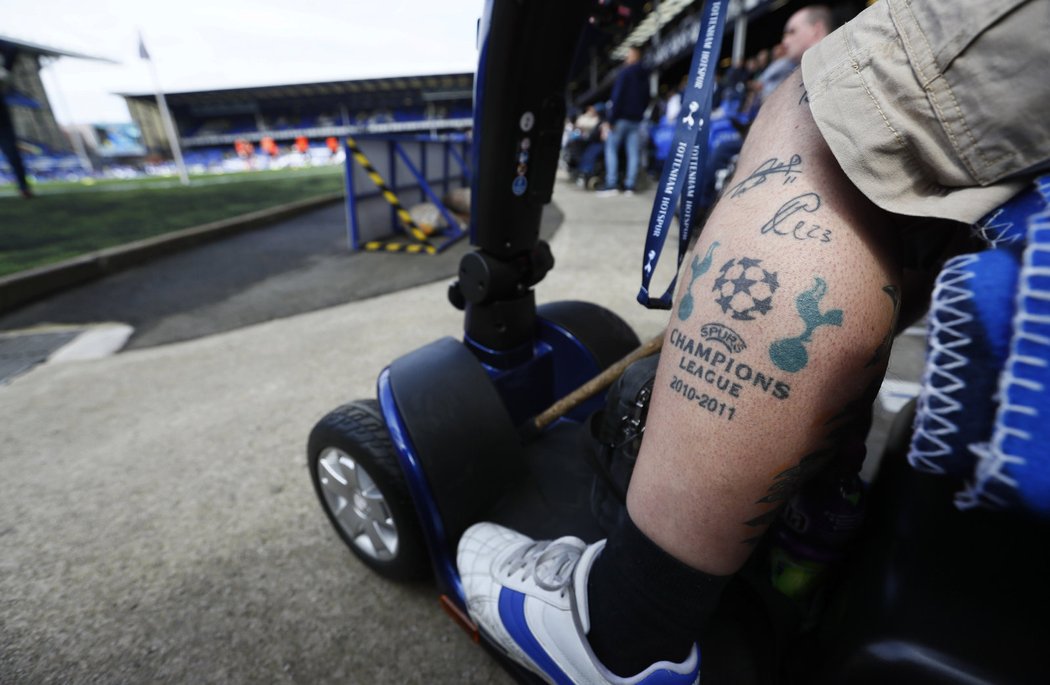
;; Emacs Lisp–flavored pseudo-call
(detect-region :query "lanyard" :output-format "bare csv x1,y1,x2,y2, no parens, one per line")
638,0,727,309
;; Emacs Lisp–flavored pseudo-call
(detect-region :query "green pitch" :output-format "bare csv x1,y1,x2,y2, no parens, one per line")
0,165,344,278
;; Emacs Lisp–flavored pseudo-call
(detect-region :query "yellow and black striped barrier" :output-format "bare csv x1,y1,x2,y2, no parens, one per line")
362,240,437,254
346,136,437,255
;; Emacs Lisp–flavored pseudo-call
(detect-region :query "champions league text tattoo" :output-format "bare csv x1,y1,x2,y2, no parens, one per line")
759,193,832,244
699,322,747,353
667,327,791,422
677,241,720,321
727,155,803,198
668,323,750,421
667,375,737,420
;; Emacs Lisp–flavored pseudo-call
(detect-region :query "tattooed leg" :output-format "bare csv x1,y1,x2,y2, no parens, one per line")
626,71,906,575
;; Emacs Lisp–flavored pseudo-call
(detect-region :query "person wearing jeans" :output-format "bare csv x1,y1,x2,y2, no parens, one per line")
599,46,650,196
603,119,642,196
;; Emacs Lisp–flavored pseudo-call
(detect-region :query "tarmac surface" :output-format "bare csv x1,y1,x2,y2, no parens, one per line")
0,179,924,683
0,198,549,351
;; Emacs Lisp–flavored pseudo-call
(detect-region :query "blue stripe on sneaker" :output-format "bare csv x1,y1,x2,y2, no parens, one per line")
496,587,701,685
497,588,573,685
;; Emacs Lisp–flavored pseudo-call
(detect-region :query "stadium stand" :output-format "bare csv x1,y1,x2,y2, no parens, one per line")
120,73,474,160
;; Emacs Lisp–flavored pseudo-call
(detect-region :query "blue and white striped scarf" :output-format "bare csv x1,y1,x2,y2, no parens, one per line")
910,175,1050,517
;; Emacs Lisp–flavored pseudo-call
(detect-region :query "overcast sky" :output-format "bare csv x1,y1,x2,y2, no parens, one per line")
1,0,482,125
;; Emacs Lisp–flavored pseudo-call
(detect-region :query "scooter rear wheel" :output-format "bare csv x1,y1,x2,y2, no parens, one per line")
308,400,430,581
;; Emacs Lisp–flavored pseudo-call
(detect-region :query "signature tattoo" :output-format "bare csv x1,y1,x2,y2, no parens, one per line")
677,241,720,321
728,155,802,198
712,257,780,321
760,193,832,243
769,277,844,373
865,285,901,368
798,82,809,106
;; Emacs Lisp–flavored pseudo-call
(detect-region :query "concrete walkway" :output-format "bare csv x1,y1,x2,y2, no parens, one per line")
0,197,493,352
0,181,670,684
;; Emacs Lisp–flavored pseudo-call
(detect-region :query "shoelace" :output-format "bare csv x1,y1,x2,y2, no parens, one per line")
501,540,583,597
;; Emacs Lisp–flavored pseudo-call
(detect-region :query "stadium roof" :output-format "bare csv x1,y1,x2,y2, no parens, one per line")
120,72,474,108
0,34,117,63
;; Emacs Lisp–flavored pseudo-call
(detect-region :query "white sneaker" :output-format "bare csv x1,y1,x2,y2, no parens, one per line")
595,187,620,197
457,522,701,684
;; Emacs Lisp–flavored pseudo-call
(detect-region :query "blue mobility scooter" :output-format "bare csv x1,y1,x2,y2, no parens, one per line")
309,0,644,652
309,1,1050,682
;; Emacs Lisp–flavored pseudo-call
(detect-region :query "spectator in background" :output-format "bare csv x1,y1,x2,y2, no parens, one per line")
745,48,770,81
718,59,751,113
650,76,686,177
565,104,607,187
757,5,834,103
576,105,607,182
663,74,687,124
575,104,602,139
598,46,650,197
756,43,794,102
0,49,31,198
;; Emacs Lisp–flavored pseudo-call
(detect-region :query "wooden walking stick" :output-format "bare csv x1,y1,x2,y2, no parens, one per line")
520,331,664,442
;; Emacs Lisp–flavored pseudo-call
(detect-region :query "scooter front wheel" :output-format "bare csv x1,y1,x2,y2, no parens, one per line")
308,400,430,581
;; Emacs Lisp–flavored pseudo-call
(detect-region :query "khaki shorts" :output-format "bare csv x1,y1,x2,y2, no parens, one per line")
801,0,1050,224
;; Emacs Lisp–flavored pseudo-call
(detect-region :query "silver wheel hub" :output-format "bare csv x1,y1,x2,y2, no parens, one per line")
317,447,399,561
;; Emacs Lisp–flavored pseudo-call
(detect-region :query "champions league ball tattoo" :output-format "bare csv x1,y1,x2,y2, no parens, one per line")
712,257,780,321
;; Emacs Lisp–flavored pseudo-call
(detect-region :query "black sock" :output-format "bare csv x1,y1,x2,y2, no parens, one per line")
585,513,730,677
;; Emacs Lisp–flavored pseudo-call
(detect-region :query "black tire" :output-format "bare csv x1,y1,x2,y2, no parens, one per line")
308,400,430,581
537,300,641,370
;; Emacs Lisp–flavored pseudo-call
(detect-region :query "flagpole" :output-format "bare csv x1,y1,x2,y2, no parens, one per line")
139,32,189,186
